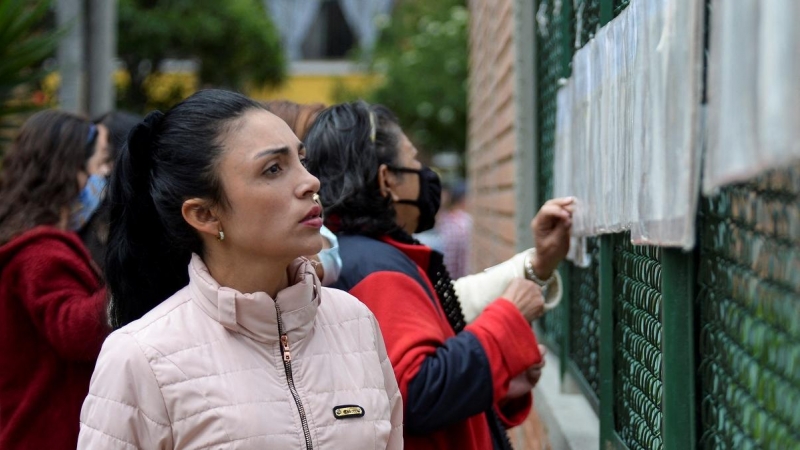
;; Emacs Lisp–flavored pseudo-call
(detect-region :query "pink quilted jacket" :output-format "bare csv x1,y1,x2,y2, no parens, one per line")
78,255,402,449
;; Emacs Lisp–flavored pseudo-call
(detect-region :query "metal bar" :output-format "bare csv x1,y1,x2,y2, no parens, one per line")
553,0,575,380
598,235,616,448
610,431,630,450
661,248,698,450
560,265,571,381
513,0,537,251
559,0,574,80
600,0,614,24
597,8,616,449
88,0,118,117
56,0,86,113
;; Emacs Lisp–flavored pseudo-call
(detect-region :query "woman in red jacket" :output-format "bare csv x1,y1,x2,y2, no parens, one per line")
0,110,111,449
305,101,574,450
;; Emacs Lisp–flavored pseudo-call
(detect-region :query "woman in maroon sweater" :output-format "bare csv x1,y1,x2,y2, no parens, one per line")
0,110,111,449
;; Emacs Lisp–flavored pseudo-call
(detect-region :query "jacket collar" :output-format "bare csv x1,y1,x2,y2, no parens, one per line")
380,235,432,272
187,254,321,344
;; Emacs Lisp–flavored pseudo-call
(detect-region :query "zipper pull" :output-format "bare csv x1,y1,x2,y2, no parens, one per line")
281,334,292,361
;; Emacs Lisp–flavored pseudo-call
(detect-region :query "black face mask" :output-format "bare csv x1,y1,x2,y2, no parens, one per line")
388,165,442,233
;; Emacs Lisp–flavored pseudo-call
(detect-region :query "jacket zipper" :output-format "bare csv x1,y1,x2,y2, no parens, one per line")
274,303,313,450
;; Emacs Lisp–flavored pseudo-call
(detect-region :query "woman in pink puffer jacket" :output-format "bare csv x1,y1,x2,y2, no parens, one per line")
77,90,402,449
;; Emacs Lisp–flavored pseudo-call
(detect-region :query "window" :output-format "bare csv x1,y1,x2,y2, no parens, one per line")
301,0,356,60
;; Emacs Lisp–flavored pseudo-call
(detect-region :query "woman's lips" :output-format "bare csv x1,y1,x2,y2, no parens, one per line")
300,205,323,228
301,217,323,228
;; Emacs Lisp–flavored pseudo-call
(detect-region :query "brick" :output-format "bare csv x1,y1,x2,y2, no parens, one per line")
474,171,494,190
494,159,517,189
493,129,516,160
499,0,513,21
497,67,516,101
476,191,514,216
495,107,515,138
498,38,515,74
494,214,517,247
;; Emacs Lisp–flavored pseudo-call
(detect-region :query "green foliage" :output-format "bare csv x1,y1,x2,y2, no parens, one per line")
118,0,286,111
0,0,60,156
367,0,468,156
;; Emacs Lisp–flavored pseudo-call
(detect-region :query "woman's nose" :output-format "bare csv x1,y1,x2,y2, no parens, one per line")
299,170,321,198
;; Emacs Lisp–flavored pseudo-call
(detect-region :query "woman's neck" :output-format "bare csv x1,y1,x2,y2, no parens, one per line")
202,249,291,299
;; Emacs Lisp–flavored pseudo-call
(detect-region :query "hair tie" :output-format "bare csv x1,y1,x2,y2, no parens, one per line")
84,123,99,161
86,124,98,146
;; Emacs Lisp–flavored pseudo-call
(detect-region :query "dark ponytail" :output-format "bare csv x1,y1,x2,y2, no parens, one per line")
105,89,266,329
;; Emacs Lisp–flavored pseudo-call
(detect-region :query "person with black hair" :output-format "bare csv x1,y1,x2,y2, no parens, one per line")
305,101,573,450
78,110,144,268
78,90,402,449
0,110,111,449
94,110,143,156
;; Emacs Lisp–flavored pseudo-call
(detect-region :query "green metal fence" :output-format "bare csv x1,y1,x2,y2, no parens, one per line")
532,0,799,449
613,0,631,16
697,166,800,449
567,238,602,402
613,235,663,450
536,0,570,349
575,0,602,47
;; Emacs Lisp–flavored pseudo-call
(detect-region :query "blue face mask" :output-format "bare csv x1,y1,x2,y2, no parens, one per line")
69,174,108,231
318,225,342,286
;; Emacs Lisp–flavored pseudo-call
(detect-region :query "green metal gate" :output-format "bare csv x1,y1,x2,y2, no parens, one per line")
532,1,800,449
697,168,800,449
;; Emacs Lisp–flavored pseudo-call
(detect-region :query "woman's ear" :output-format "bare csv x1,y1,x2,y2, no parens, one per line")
76,170,88,192
377,164,399,201
182,198,221,238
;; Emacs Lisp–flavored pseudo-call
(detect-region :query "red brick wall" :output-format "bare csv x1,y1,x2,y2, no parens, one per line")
468,2,551,449
467,0,518,271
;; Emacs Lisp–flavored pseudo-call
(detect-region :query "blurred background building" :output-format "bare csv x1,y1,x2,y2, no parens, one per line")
251,0,391,105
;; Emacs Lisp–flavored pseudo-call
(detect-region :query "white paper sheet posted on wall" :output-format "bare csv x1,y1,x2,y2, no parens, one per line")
553,0,705,264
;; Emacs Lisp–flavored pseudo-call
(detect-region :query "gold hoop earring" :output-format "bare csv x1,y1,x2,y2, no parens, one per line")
217,230,225,241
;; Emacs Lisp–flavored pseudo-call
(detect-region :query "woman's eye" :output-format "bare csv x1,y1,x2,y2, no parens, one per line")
264,164,282,176
300,157,309,169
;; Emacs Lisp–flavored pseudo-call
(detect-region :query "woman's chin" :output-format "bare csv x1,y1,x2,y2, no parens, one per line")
298,240,323,260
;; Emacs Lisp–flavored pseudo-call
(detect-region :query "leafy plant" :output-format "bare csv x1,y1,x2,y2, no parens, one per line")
359,0,469,157
117,0,286,112
0,0,60,156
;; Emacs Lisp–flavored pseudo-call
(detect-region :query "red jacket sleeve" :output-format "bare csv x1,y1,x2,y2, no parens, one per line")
496,393,533,428
350,271,540,432
350,271,449,397
14,239,108,361
465,298,541,404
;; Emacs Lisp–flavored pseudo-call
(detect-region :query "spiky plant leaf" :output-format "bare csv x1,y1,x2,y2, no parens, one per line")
0,0,59,157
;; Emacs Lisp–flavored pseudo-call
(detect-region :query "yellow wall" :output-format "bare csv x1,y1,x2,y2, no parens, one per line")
248,72,381,106
41,69,381,110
